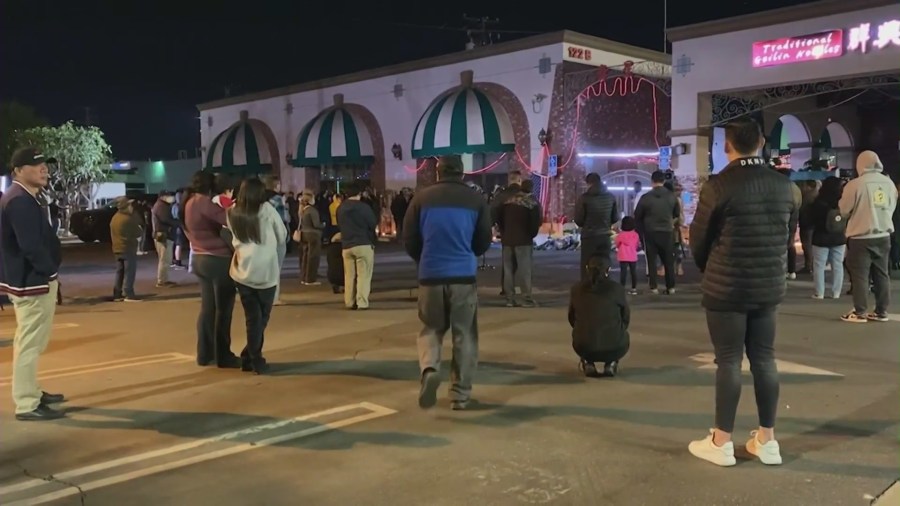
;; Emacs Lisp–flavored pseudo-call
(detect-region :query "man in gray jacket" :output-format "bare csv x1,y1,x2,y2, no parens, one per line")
839,151,898,323
634,170,680,294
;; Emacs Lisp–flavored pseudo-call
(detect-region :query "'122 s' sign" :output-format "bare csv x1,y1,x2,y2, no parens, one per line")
752,30,844,67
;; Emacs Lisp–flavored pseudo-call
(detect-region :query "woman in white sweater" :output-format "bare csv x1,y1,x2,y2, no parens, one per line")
226,178,287,374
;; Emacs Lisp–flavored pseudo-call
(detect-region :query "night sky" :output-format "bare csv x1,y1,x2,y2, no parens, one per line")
1,0,819,160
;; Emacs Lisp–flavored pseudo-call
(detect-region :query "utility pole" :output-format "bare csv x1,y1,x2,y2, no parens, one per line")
663,0,668,53
462,14,500,47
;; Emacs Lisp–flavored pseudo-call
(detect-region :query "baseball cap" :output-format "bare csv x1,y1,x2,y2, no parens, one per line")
114,196,134,210
10,147,57,168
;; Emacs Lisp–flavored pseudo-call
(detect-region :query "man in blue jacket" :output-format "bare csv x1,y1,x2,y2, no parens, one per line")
403,155,493,410
0,147,65,421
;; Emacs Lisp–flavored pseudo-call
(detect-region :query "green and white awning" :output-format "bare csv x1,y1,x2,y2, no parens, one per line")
293,94,375,166
205,114,275,173
411,71,515,158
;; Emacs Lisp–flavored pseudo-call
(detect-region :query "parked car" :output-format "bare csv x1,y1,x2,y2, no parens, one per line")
69,194,158,244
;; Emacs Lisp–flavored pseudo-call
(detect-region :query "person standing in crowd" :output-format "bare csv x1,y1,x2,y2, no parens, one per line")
491,171,522,296
574,172,618,279
568,256,630,378
0,147,65,421
152,191,180,288
212,178,235,209
797,180,820,273
615,216,640,295
497,179,541,308
403,155,492,410
172,189,188,270
838,151,898,323
634,171,680,295
688,120,799,467
892,180,900,271
327,192,342,237
391,188,411,239
262,176,288,305
777,169,803,280
338,184,378,310
110,197,143,302
184,171,239,368
809,177,847,300
227,178,286,374
298,190,323,286
286,191,300,253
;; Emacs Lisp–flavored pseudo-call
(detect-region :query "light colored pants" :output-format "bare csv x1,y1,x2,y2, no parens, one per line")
812,245,845,298
9,280,59,413
155,239,173,284
342,245,374,309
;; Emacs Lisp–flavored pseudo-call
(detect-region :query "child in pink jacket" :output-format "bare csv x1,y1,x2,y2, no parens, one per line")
615,216,640,295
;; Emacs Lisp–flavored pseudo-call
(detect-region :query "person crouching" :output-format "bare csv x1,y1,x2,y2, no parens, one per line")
568,256,630,377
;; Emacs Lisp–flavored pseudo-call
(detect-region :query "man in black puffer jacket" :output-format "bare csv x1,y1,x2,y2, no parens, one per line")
574,173,617,279
687,120,800,468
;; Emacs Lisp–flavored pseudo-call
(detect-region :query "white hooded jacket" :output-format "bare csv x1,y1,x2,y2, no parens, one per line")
838,151,898,239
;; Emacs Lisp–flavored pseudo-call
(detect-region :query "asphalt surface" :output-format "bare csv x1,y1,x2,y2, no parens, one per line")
0,241,898,505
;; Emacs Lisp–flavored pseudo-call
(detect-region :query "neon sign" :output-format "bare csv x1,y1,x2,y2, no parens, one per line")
847,19,900,53
752,30,844,67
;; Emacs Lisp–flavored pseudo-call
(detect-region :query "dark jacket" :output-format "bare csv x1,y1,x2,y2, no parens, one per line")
110,209,142,256
490,184,520,225
574,184,618,236
337,199,378,249
300,205,323,235
151,200,179,241
810,199,846,248
0,181,62,297
690,157,801,311
403,179,493,285
498,191,542,247
568,277,630,356
634,186,680,234
391,195,409,223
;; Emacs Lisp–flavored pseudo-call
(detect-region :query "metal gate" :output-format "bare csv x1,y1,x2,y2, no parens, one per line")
601,169,652,219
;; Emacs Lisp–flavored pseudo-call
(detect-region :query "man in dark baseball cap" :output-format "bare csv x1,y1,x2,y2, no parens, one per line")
10,147,57,169
0,145,65,420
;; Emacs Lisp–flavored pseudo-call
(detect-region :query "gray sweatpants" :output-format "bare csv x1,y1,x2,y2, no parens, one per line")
417,284,479,401
502,245,534,303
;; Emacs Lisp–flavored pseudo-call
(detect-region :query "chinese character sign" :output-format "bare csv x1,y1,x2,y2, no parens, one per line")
847,19,900,53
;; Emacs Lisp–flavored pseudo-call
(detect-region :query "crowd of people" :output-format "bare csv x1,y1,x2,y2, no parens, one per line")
0,127,897,476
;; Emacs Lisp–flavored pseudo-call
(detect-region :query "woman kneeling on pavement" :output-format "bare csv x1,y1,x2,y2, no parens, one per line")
227,178,287,374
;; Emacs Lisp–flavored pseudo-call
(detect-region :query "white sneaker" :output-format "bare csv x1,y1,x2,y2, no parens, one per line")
688,430,736,467
745,431,782,465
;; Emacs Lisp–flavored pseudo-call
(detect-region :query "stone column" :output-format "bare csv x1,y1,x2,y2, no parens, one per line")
670,93,712,225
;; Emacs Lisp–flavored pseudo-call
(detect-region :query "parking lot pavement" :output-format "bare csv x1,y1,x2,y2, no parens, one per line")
0,244,897,505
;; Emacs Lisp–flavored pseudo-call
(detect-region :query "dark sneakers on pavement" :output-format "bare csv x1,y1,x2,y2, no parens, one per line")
41,391,65,404
16,404,65,421
418,368,440,409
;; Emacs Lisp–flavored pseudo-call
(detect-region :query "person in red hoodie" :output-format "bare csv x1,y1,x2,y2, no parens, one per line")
615,216,640,295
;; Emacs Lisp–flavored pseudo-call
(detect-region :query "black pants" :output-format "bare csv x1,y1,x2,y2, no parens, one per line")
799,226,813,271
890,232,900,268
619,261,637,289
576,341,629,365
706,307,779,433
644,230,675,290
580,234,612,280
786,245,797,275
236,283,276,369
300,232,322,283
846,237,892,315
192,254,236,365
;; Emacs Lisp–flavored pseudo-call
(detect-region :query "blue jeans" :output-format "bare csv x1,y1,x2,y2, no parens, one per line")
812,245,845,298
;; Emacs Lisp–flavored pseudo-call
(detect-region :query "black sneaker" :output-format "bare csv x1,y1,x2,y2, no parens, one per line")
451,400,469,411
16,404,65,421
578,360,600,378
866,312,889,322
40,391,65,404
418,368,441,409
602,361,619,377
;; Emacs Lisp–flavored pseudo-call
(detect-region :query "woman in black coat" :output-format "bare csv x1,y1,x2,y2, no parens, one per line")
809,177,847,299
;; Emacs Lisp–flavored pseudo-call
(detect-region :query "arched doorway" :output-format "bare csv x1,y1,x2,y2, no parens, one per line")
601,169,652,219
768,114,811,169
818,121,854,170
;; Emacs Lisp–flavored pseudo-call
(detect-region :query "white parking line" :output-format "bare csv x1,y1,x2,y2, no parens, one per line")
0,323,79,339
0,353,194,387
1,402,397,505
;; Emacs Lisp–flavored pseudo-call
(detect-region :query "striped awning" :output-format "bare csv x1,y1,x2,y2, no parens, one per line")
411,71,515,158
205,115,275,174
293,94,375,166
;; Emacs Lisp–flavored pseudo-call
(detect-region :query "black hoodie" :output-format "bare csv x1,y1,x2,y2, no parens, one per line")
568,277,630,357
634,186,679,234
